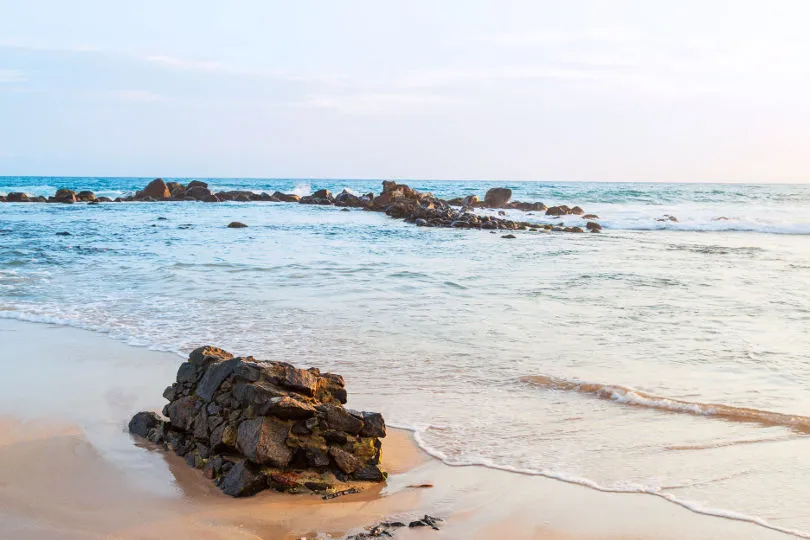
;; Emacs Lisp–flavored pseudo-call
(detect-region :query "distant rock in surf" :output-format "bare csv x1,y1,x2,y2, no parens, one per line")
136,178,171,200
128,345,387,497
484,187,512,208
52,188,77,204
6,192,30,202
227,222,248,228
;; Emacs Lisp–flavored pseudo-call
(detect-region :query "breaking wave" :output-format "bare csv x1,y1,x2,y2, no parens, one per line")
520,375,810,433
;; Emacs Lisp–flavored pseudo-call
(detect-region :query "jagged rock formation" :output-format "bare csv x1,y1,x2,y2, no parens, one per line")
129,346,387,497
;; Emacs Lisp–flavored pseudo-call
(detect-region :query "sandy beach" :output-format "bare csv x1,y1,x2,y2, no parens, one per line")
0,318,792,540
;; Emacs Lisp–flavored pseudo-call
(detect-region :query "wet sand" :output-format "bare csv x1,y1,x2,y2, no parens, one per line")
0,318,793,539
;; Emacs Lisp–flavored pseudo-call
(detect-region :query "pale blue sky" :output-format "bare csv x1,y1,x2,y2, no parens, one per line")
1,1,809,182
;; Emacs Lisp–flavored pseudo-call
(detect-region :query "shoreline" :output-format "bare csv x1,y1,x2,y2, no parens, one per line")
0,318,796,539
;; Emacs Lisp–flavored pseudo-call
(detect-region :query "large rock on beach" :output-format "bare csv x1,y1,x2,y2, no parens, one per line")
129,346,387,497
484,188,512,208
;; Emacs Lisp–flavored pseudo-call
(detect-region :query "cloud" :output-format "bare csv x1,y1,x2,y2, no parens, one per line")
0,69,26,83
143,55,227,73
302,91,459,114
108,89,168,103
0,40,100,53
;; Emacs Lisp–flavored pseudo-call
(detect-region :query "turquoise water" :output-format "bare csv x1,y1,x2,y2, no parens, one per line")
2,177,810,536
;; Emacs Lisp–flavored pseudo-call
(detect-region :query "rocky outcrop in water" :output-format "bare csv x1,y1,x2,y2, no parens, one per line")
128,346,387,497
3,179,602,233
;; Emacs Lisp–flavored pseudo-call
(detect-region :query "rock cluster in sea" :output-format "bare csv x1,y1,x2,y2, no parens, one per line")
128,345,387,497
2,178,602,233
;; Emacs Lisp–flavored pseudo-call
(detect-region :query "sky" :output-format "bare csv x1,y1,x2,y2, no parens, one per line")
1,1,809,182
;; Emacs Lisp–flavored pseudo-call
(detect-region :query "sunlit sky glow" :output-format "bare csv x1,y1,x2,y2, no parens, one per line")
1,1,809,182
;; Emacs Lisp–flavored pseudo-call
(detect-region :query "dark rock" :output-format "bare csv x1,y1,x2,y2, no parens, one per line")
176,362,202,384
236,417,293,467
216,190,256,202
137,179,170,200
278,364,319,396
128,411,162,439
227,222,248,228
324,430,348,444
501,234,516,239
484,188,512,208
271,191,301,203
360,412,386,438
329,446,361,474
189,345,234,367
186,180,208,189
219,460,265,497
656,215,679,222
55,231,72,236
582,213,599,219
321,487,361,500
7,192,30,202
258,396,316,420
570,206,584,215
203,455,224,479
269,471,303,490
586,221,602,232
167,395,200,431
186,185,214,201
52,188,77,203
409,515,443,530
352,463,385,482
77,190,96,202
305,447,331,467
321,405,364,434
129,344,387,498
196,357,243,401
545,206,567,217
234,362,262,382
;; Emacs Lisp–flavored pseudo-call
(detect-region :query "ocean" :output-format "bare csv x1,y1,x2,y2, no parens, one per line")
2,176,810,536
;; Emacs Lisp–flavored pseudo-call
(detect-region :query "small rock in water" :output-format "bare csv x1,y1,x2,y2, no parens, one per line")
157,217,168,221
501,234,516,239
227,222,248,228
55,231,71,236
408,515,443,530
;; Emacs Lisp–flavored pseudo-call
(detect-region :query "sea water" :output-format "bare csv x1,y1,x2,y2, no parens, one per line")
2,177,810,536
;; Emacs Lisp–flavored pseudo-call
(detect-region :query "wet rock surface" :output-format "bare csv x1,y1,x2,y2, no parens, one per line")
129,345,387,497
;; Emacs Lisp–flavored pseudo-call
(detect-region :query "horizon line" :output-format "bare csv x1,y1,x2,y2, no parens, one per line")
1,175,808,186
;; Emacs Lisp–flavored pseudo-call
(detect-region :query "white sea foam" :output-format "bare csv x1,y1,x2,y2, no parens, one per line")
390,421,810,538
292,183,312,197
